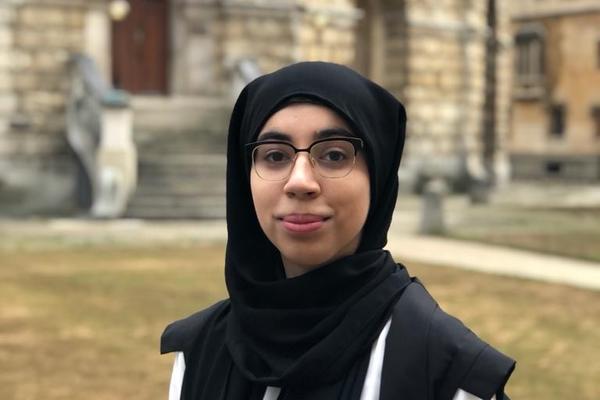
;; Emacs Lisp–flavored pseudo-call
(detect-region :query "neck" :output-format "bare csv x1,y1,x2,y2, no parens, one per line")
281,257,313,278
281,234,363,278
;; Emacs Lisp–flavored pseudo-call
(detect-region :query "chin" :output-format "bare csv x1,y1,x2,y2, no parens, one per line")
281,248,332,269
279,240,357,277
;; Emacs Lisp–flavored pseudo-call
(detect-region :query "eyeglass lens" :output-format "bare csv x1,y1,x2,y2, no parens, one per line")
253,140,357,180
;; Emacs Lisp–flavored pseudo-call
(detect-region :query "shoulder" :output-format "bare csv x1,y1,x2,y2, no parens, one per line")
160,299,230,355
427,296,515,399
387,281,515,400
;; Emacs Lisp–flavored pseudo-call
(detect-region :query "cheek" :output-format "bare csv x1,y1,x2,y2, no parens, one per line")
250,172,275,227
250,173,264,216
332,175,370,230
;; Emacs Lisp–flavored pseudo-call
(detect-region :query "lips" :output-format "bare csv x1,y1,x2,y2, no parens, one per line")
279,214,330,233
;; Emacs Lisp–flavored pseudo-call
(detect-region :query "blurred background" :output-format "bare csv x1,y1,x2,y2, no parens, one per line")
0,0,599,399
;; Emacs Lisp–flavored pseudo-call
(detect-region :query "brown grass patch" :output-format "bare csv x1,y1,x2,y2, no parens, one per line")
0,243,598,399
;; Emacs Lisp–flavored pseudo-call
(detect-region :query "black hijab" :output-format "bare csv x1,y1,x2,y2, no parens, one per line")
190,62,410,399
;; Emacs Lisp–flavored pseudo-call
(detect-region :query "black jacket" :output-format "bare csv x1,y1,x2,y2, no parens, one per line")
161,280,515,400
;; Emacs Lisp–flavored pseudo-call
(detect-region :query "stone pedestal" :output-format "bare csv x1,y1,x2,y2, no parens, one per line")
91,106,136,218
420,178,448,235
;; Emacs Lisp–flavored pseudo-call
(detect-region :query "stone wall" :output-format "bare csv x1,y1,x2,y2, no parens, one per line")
217,2,298,84
171,0,359,98
295,1,359,65
0,0,518,215
172,0,513,191
510,2,600,180
0,3,16,142
343,0,515,191
395,0,491,189
0,0,87,215
492,0,514,186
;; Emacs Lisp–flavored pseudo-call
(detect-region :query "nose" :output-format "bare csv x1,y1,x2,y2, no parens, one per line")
283,153,321,199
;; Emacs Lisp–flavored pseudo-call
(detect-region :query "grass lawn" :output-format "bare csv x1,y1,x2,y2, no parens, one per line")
446,206,600,263
0,241,598,399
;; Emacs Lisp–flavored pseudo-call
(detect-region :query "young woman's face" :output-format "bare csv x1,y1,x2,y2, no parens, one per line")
250,103,370,277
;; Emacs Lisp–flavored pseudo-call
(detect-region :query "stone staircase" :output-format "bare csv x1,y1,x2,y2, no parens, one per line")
124,96,231,219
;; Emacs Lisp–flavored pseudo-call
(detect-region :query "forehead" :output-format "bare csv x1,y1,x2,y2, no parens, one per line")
257,103,353,142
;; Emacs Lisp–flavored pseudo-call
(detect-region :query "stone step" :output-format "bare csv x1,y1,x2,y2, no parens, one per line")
136,134,227,154
125,205,225,219
136,135,227,159
130,182,225,199
137,154,225,176
126,146,227,218
137,165,225,180
136,161,225,190
125,196,225,219
125,206,225,220
138,153,225,167
133,179,226,195
127,91,229,219
128,193,224,206
132,95,231,137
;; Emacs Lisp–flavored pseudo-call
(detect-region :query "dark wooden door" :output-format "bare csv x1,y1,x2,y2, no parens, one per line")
112,0,169,94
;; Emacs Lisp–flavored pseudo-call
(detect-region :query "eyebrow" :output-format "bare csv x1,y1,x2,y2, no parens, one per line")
315,128,355,140
256,127,355,142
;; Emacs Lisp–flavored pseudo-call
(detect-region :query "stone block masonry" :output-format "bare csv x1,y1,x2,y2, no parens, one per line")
383,0,513,190
0,0,88,215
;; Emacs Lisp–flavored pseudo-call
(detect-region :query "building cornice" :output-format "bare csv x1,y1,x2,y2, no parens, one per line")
180,0,362,20
6,0,99,8
512,1,600,20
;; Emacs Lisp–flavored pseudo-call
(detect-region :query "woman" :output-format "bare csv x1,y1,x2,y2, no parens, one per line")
161,62,515,400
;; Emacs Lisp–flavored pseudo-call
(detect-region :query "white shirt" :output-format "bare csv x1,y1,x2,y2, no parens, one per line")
168,318,495,400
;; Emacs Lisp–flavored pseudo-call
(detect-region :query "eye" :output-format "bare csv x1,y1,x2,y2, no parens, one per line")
321,149,347,162
264,150,291,163
254,143,294,166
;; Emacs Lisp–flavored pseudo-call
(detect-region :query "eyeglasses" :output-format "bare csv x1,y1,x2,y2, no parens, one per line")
246,137,364,181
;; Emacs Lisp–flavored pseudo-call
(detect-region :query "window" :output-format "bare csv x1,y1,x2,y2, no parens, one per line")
515,25,545,86
546,161,562,175
592,106,600,138
549,104,566,138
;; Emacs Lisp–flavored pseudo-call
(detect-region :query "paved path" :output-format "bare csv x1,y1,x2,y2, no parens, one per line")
386,234,600,291
1,218,599,291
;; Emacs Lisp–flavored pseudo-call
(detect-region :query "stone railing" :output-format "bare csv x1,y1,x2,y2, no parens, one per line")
66,53,136,218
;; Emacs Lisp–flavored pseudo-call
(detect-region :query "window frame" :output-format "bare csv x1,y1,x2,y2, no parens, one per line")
514,24,546,87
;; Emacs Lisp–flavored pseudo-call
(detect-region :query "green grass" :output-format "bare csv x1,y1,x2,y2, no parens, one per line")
0,242,598,399
446,206,600,262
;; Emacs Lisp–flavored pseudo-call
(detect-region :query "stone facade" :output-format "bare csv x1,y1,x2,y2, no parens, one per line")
509,0,600,180
170,0,359,97
0,0,90,214
169,0,514,191
0,0,517,216
366,0,513,190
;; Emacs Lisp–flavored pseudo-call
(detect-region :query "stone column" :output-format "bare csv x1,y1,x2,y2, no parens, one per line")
0,1,17,197
84,3,111,82
420,178,447,235
492,0,514,187
0,3,16,139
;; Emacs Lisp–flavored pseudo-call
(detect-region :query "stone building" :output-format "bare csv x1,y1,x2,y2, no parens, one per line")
356,0,513,192
509,0,600,180
0,0,88,215
0,0,513,218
